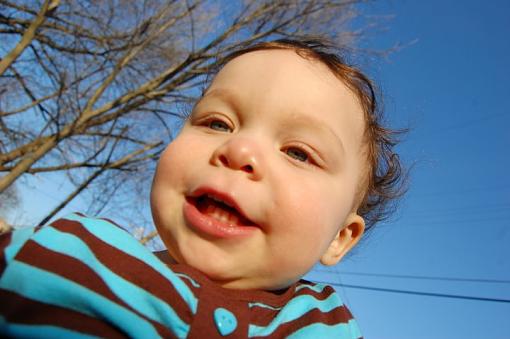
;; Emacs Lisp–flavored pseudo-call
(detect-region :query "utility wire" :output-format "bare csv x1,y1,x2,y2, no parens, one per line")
378,216,510,228
314,270,510,284
412,183,510,199
313,280,510,304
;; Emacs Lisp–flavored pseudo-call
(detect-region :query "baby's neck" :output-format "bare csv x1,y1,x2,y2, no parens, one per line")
153,250,293,294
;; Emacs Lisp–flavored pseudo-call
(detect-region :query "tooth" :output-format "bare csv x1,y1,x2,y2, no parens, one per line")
228,212,239,225
215,208,228,223
220,212,229,224
206,203,215,214
208,194,233,208
203,203,237,226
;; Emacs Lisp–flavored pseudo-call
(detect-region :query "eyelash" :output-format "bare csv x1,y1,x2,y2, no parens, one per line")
208,119,232,132
282,145,318,167
195,115,234,133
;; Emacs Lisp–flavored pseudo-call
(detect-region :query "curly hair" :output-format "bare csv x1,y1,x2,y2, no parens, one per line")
212,37,406,231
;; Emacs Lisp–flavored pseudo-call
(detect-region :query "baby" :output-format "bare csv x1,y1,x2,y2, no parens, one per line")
0,38,403,338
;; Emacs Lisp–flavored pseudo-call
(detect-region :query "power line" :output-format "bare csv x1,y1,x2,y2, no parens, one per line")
313,280,510,304
375,215,510,229
314,270,510,284
404,204,510,218
378,217,510,228
411,183,510,199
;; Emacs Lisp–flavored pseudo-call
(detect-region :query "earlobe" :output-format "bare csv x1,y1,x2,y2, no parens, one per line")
320,213,365,266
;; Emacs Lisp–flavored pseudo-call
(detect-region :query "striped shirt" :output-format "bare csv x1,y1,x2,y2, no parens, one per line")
0,213,362,338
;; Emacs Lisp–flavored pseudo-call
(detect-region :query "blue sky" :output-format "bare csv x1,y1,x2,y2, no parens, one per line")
305,1,510,338
7,1,510,338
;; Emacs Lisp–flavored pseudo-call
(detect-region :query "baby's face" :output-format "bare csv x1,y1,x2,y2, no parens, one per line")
151,50,366,290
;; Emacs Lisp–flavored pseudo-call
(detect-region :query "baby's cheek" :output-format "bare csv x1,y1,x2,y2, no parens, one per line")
151,141,191,221
157,140,195,183
270,209,328,263
288,187,329,225
293,187,344,247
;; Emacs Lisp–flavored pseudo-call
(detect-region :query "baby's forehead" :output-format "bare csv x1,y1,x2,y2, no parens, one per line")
209,50,364,120
214,49,338,87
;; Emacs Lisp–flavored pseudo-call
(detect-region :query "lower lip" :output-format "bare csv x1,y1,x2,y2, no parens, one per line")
183,198,259,238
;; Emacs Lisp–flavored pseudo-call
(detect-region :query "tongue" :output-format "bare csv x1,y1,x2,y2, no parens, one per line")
197,197,245,226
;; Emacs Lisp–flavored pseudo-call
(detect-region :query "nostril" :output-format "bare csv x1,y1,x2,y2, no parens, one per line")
241,165,253,173
219,155,229,167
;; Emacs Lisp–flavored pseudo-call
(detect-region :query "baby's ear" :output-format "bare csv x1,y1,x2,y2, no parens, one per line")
320,213,365,266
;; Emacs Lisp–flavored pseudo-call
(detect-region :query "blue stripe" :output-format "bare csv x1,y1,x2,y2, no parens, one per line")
30,226,189,338
0,261,162,338
248,293,342,337
63,213,198,313
287,319,362,339
3,227,35,265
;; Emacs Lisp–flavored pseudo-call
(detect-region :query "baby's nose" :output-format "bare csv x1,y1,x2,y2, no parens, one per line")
210,137,265,180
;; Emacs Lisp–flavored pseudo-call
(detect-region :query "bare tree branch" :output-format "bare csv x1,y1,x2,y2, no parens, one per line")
0,0,58,76
140,230,159,245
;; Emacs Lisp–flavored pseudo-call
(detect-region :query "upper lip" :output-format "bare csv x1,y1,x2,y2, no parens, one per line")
188,186,257,226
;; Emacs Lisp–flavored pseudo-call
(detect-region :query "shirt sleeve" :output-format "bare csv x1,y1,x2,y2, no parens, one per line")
0,213,197,338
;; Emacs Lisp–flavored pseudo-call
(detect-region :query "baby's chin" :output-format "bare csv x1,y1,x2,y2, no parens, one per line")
157,249,301,291
204,269,298,291
223,279,296,292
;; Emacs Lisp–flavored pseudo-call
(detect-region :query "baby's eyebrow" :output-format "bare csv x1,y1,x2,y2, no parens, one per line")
196,88,241,113
201,88,237,105
280,113,346,156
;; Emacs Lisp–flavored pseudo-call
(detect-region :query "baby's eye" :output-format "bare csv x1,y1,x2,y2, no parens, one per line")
209,120,232,132
285,147,309,162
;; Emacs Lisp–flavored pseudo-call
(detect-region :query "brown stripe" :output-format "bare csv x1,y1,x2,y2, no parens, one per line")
0,231,13,276
49,218,193,322
178,275,202,297
15,240,174,337
0,289,126,338
249,297,353,327
251,306,354,338
295,282,336,301
248,283,339,326
16,240,121,302
248,305,282,326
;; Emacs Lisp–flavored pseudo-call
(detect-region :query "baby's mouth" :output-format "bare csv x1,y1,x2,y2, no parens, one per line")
190,195,256,227
183,189,260,238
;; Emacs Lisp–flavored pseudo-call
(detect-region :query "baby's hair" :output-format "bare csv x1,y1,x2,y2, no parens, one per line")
210,37,406,232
